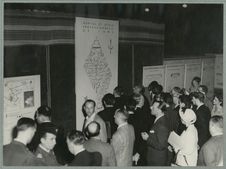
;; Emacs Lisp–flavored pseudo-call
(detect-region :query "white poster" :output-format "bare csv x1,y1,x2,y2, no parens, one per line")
165,64,185,92
142,66,165,87
4,75,40,145
185,64,202,90
202,58,215,98
75,17,118,130
214,55,223,89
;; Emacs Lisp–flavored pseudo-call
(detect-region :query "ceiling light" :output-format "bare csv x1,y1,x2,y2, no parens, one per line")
182,4,188,8
144,8,150,12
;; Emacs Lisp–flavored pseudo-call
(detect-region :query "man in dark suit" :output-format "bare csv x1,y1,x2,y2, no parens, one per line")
66,130,102,166
141,101,170,166
191,92,211,148
113,86,127,109
4,118,44,166
98,93,117,140
84,121,116,166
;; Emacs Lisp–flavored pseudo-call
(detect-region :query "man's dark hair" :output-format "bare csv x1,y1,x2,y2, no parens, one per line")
67,130,85,145
148,81,159,91
199,85,208,94
36,105,52,118
38,122,58,139
125,97,136,112
192,76,201,84
161,92,173,107
114,86,124,96
102,93,115,106
85,121,101,139
84,99,96,108
210,115,223,130
179,95,192,112
192,92,205,103
17,117,36,132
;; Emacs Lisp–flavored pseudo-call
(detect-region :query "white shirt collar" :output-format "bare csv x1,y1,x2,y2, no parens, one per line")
74,148,85,156
197,103,204,110
85,112,96,120
154,114,164,123
39,144,50,153
117,122,128,129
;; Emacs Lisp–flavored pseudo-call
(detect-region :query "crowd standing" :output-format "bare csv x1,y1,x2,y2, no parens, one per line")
3,76,224,166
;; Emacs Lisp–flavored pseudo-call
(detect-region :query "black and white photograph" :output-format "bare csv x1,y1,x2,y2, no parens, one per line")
1,1,224,167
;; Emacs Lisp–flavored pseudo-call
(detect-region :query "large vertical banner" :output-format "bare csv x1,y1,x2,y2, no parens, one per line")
75,17,118,130
165,64,185,92
4,75,40,145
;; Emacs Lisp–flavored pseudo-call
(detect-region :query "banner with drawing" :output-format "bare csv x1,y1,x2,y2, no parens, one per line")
165,64,185,92
4,75,40,145
75,17,119,130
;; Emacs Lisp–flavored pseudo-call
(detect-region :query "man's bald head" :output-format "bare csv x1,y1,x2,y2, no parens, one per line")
85,121,101,138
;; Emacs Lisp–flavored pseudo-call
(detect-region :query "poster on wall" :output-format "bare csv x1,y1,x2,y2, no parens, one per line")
142,66,165,87
3,75,40,145
202,58,215,98
214,55,223,89
185,63,202,90
75,17,119,130
165,64,185,92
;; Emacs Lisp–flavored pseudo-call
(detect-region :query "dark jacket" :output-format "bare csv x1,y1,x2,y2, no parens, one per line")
194,104,211,148
146,116,170,166
68,150,102,166
98,107,117,138
4,141,45,166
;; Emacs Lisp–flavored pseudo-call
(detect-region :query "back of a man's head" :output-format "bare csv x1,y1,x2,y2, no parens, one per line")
67,130,85,145
17,117,36,132
192,92,205,103
210,115,223,135
36,105,52,119
86,121,101,139
115,108,129,122
102,93,115,106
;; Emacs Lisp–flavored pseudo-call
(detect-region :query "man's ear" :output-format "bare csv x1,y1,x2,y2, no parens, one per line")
40,137,45,144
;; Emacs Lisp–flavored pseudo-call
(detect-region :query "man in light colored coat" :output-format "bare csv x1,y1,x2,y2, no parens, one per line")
111,109,135,166
84,121,116,166
82,99,107,142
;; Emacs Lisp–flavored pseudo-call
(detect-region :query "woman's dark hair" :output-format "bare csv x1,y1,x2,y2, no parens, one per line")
179,95,192,112
148,81,159,91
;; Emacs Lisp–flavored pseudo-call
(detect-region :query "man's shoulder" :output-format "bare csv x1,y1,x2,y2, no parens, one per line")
94,114,105,123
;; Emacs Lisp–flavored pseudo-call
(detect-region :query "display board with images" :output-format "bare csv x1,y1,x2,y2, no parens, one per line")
3,75,41,145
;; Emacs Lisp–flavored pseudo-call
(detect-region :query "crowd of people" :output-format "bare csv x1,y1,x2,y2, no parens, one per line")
3,76,224,166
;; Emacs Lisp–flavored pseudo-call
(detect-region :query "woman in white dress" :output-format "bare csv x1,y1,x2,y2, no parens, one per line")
174,108,198,166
